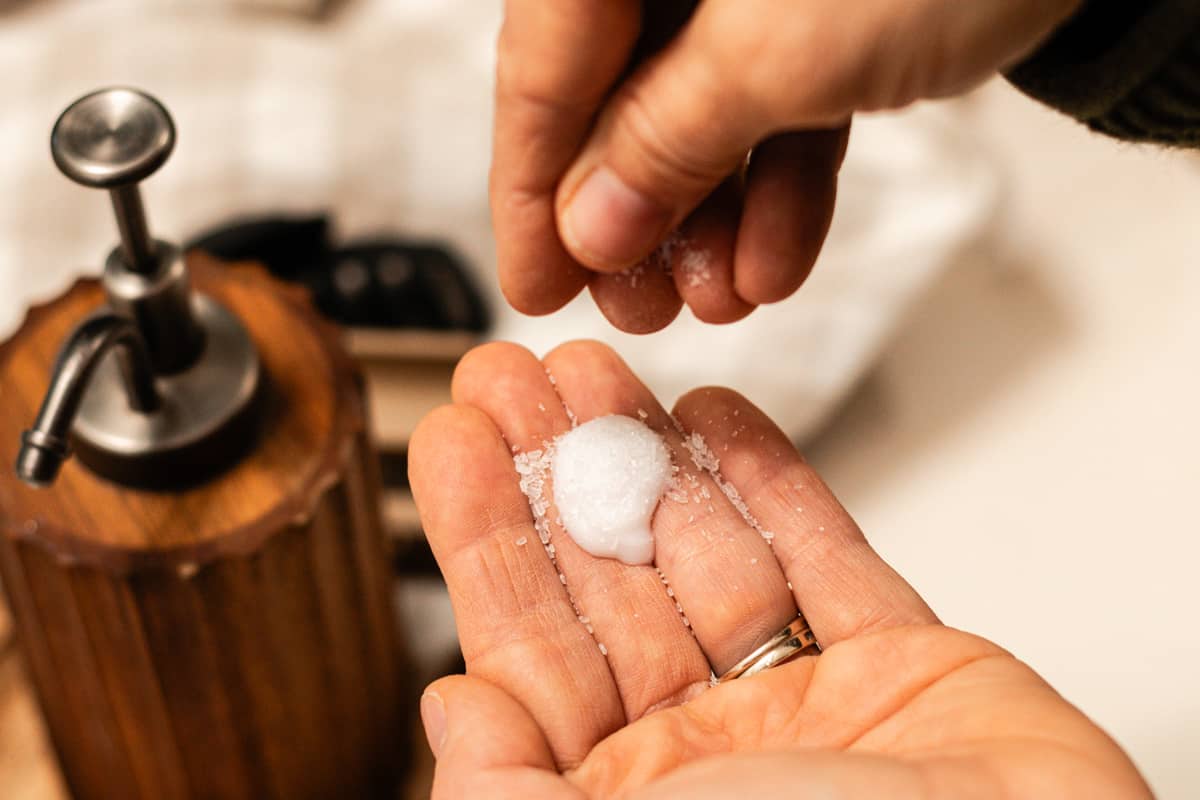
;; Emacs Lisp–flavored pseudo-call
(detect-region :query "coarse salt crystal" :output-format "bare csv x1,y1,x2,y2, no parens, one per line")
514,447,555,547
681,246,712,288
678,427,775,545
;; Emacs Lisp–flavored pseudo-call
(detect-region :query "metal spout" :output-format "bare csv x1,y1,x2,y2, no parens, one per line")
17,314,160,487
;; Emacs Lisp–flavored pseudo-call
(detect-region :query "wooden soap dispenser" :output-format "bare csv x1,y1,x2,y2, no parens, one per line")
0,88,404,799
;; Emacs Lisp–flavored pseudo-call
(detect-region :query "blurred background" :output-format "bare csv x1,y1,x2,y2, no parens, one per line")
0,0,1197,797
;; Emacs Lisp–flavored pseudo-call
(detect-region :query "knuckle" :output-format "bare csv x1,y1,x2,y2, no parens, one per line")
623,91,725,189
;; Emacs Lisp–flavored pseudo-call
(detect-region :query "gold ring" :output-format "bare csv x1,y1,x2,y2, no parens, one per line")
718,615,820,683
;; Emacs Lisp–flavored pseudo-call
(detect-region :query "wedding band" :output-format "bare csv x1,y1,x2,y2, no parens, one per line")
717,615,820,683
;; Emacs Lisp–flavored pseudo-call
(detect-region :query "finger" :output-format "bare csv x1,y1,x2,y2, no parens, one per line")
491,0,640,314
451,343,712,720
671,179,753,324
570,628,1000,795
423,675,579,800
543,341,797,674
673,388,937,645
409,405,624,767
627,752,929,800
554,2,770,274
553,0,1083,276
734,128,847,305
587,253,684,335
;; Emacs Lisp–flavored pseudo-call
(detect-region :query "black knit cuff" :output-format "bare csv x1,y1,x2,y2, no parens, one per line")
1007,0,1200,147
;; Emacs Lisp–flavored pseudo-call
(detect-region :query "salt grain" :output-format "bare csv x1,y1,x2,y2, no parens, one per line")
622,261,647,288
514,446,555,547
516,536,527,546
681,246,712,288
665,475,690,504
679,427,776,546
599,643,608,656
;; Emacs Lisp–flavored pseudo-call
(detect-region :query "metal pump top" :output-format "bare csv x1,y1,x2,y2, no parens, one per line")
16,88,263,490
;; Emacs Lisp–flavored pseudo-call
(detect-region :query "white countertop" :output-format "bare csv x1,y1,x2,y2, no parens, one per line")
808,80,1200,798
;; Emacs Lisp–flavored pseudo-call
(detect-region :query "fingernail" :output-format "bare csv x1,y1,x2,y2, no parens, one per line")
562,165,670,268
420,691,447,759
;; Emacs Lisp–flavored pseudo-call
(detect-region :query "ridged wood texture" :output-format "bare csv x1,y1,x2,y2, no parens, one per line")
0,255,404,799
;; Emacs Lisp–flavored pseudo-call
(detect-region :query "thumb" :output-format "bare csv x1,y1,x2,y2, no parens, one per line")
555,7,774,273
422,674,580,800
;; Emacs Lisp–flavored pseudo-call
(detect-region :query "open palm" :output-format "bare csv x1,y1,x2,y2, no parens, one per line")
409,341,1148,799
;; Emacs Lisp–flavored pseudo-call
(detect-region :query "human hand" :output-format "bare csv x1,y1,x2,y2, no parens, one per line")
491,0,1081,333
408,340,1149,798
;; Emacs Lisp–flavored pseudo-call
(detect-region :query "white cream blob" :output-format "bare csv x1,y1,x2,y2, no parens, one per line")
552,415,672,566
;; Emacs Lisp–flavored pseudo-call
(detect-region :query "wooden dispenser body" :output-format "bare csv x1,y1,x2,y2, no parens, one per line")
0,254,404,799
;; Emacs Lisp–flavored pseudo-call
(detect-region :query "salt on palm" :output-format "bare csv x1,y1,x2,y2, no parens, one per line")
552,415,671,566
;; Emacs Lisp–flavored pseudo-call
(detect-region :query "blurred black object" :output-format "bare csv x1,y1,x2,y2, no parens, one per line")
188,215,490,332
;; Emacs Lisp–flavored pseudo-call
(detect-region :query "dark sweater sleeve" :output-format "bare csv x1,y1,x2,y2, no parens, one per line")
1006,1,1200,147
